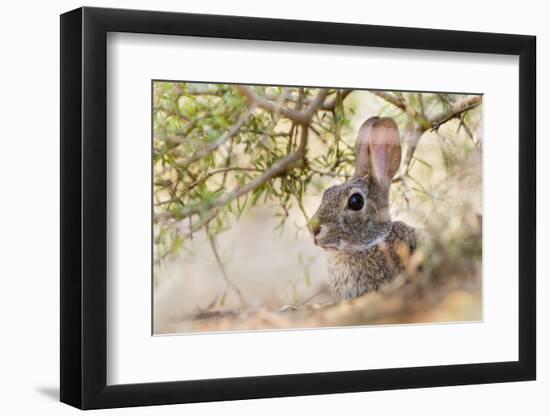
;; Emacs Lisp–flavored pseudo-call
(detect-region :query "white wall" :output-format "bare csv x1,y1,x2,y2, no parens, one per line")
0,0,545,415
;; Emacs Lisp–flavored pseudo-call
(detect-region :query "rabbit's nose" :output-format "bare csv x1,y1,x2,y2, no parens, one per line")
312,225,321,236
308,217,321,236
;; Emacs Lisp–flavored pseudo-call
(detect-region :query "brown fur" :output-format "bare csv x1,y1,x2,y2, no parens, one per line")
309,116,417,300
326,221,416,300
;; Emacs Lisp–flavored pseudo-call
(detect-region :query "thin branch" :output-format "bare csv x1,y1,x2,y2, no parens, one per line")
153,119,199,163
309,167,350,179
154,206,219,230
176,106,256,168
322,89,353,110
430,95,482,131
158,90,328,221
264,89,351,111
235,85,328,125
155,167,265,206
170,125,311,220
155,89,326,222
417,92,426,118
208,233,246,308
298,287,329,307
458,116,479,146
371,91,431,129
403,127,427,171
257,88,291,148
373,92,482,171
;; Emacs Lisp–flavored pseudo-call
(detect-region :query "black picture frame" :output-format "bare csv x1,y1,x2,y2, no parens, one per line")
60,6,536,410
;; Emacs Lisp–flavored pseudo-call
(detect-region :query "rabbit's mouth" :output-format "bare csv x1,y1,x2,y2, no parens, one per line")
313,236,340,251
314,239,347,251
311,224,328,247
314,239,338,250
310,223,343,250
311,226,342,251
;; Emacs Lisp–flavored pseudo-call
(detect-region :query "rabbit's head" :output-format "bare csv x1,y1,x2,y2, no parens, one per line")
308,117,402,252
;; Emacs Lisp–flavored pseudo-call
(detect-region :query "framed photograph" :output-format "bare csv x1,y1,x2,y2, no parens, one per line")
60,6,536,409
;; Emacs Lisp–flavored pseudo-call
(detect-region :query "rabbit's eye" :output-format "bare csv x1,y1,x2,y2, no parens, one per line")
347,193,364,211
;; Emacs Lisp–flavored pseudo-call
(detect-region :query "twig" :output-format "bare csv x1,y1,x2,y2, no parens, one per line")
371,90,431,129
430,95,482,131
373,92,482,171
154,207,219,235
309,167,350,179
235,85,328,125
177,106,256,168
165,90,328,221
321,89,353,110
154,167,265,206
457,114,480,146
417,92,425,118
403,127,426,172
298,287,329,306
208,233,246,308
156,126,311,221
264,89,352,111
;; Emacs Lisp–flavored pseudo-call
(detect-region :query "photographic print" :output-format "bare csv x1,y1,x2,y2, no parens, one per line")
152,82,483,335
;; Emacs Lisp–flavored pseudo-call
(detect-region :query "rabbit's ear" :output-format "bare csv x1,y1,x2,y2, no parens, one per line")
355,117,402,188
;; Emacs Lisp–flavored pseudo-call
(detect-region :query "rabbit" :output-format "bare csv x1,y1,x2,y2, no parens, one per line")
308,116,417,300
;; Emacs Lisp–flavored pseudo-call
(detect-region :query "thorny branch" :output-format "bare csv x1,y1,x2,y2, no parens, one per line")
430,95,482,131
373,92,482,174
155,87,481,258
156,88,328,223
163,124,313,222
208,233,246,308
372,90,431,129
264,89,352,111
235,85,328,125
176,106,256,168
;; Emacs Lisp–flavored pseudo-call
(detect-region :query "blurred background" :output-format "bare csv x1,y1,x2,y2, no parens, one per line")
152,82,482,334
